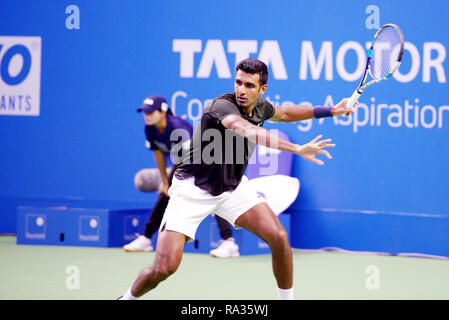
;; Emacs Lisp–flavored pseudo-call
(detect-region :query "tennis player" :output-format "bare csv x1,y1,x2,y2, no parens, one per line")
119,58,354,300
124,94,239,257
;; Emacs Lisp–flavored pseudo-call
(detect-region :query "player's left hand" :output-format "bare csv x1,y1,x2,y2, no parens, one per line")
296,135,335,166
332,98,356,117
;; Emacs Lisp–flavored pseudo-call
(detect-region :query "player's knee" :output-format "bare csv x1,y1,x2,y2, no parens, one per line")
155,264,176,280
154,257,180,280
269,227,289,248
276,228,289,244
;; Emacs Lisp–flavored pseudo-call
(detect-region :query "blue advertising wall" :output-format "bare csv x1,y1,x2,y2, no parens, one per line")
1,1,448,256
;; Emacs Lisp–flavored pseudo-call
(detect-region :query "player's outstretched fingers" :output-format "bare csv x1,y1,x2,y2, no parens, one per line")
318,138,332,146
319,149,332,159
311,134,323,143
313,158,324,166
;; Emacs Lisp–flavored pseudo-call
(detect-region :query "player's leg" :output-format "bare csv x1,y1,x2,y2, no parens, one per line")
129,229,187,297
120,175,219,299
214,178,293,299
234,203,293,289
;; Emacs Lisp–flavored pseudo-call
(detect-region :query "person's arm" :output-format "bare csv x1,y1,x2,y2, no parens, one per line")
269,98,353,122
221,115,335,166
153,149,170,196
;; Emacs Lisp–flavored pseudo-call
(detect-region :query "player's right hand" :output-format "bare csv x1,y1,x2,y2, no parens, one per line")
332,98,356,118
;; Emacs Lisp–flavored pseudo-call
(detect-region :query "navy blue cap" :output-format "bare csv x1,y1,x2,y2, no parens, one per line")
137,95,169,113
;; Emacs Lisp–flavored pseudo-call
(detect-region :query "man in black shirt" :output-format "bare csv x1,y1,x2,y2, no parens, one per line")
174,92,277,196
119,58,354,300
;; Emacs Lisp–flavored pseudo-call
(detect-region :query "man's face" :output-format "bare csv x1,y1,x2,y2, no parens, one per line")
234,70,267,109
143,109,163,126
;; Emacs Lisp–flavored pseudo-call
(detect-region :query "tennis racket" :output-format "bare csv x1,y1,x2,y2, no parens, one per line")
345,23,404,116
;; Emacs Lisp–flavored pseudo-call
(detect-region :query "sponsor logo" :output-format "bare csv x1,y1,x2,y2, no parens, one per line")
0,36,41,116
79,216,100,241
173,39,447,83
124,215,141,241
25,214,46,239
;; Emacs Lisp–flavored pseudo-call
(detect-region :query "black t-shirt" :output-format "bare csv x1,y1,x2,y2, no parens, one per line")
175,93,275,196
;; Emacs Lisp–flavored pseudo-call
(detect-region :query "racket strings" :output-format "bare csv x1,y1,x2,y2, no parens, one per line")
369,26,403,80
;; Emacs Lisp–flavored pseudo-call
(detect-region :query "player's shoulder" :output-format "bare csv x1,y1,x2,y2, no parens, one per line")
256,95,275,119
207,93,239,112
257,95,273,108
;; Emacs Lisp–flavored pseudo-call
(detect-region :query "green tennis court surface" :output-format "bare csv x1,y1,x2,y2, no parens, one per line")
1,235,448,300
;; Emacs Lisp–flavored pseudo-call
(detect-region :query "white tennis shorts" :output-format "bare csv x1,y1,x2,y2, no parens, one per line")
159,175,266,241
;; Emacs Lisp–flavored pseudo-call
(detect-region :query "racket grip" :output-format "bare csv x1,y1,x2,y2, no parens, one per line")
347,89,361,109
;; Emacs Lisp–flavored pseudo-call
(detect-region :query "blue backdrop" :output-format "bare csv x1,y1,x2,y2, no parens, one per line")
1,0,448,256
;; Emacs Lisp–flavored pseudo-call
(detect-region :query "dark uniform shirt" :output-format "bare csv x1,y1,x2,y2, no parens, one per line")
175,93,275,196
145,113,193,162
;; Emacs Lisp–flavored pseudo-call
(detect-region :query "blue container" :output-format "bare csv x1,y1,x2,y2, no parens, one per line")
16,206,152,247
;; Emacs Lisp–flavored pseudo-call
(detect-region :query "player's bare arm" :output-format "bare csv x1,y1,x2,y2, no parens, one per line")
269,98,353,122
221,115,335,165
153,149,169,196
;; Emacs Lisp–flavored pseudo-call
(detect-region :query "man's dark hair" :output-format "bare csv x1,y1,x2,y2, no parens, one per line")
235,58,268,86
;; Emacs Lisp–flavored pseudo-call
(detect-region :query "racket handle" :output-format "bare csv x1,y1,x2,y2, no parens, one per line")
347,89,361,109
